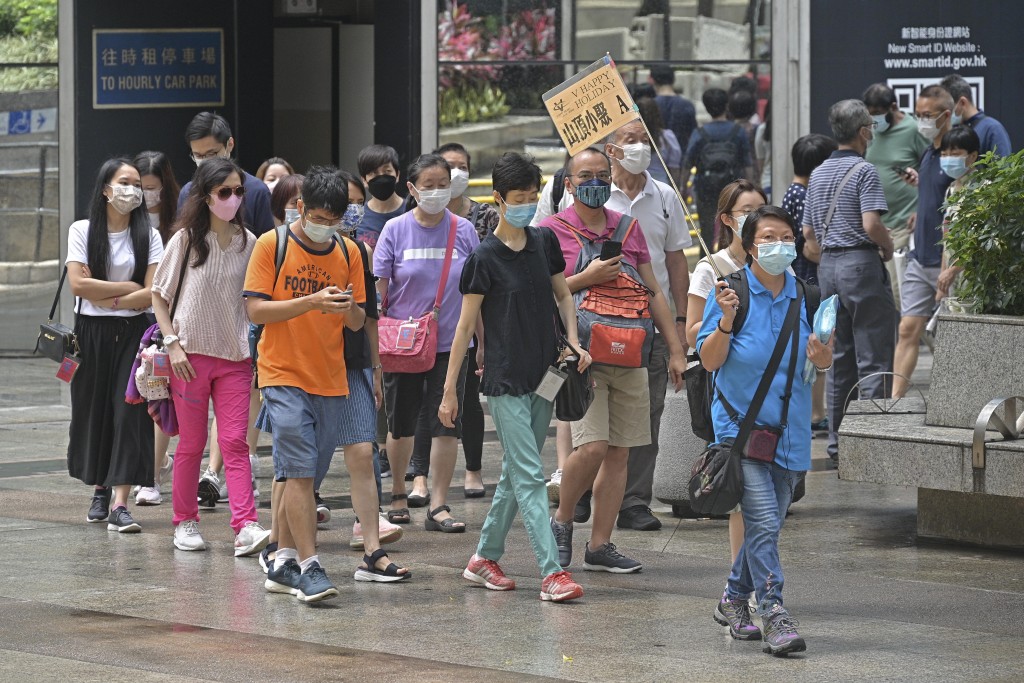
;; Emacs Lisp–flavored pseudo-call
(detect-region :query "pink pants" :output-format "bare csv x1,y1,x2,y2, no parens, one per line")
170,354,256,533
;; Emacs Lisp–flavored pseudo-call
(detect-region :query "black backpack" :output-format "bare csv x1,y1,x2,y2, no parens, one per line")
696,123,744,192
550,166,568,215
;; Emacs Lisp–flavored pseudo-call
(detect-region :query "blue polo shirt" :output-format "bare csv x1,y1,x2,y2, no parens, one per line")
965,111,1013,157
696,267,813,472
803,150,888,248
909,146,954,267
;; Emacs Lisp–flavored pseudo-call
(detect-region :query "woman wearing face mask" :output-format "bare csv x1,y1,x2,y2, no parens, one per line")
698,205,832,656
373,154,480,532
439,152,590,601
257,157,294,192
131,150,181,507
270,174,304,228
635,96,681,186
936,125,981,302
685,180,766,564
152,157,270,555
66,158,164,532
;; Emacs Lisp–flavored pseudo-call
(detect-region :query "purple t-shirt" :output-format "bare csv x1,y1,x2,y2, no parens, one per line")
373,209,479,353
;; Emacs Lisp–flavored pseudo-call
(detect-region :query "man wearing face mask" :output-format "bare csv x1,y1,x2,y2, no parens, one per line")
862,83,929,310
355,145,409,249
891,85,955,398
939,74,1013,157
177,112,275,236
539,147,687,573
802,99,895,468
602,120,692,532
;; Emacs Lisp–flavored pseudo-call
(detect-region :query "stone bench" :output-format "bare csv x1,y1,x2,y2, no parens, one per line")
840,396,1024,550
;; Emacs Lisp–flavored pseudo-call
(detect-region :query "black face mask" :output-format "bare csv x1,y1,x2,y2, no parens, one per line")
367,175,397,201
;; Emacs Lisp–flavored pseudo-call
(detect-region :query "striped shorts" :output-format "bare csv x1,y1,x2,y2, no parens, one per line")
337,367,378,447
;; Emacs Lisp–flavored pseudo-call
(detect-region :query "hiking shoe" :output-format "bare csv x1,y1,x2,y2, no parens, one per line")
350,514,403,550
540,570,583,602
547,469,562,504
574,490,592,523
714,594,762,640
234,521,271,557
463,555,516,591
259,543,277,575
87,490,111,523
173,520,207,551
550,516,573,568
197,469,220,508
315,492,331,526
106,506,141,533
617,505,662,531
296,562,339,603
135,485,162,506
265,559,301,595
761,607,806,656
583,542,641,573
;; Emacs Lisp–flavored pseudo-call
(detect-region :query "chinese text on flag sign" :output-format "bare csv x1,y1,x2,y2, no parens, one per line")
543,56,638,157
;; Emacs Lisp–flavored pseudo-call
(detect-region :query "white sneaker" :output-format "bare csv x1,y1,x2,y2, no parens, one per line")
160,455,174,482
197,469,220,508
234,521,271,557
547,469,562,504
249,453,260,478
173,520,207,551
350,513,404,549
135,485,162,506
131,485,141,496
217,478,229,503
252,473,260,499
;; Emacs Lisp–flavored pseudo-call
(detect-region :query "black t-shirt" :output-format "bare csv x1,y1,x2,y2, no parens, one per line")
344,238,379,370
460,226,566,397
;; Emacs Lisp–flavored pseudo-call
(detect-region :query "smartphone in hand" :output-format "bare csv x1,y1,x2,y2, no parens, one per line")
600,240,622,261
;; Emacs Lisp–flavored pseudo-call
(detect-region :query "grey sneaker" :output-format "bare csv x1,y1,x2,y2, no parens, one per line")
550,516,573,568
106,506,141,533
761,606,806,656
713,594,763,640
582,542,642,573
295,562,339,603
87,490,111,523
265,559,301,595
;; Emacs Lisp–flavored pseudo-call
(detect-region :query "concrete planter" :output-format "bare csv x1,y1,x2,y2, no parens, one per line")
927,313,1024,430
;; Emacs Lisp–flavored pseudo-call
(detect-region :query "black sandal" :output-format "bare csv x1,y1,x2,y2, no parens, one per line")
425,504,466,533
387,494,411,524
354,548,411,583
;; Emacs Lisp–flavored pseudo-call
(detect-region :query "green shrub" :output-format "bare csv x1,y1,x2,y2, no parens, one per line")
943,149,1024,316
0,34,57,91
0,0,57,39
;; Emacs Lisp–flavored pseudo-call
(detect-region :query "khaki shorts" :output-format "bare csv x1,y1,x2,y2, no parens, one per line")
571,365,651,449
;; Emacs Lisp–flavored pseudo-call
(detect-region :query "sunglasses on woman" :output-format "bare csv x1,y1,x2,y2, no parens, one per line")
212,186,246,200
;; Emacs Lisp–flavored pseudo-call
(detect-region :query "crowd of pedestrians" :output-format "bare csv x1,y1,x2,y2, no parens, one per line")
60,68,1012,657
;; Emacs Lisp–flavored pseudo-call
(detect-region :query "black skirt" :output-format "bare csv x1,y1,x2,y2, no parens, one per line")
67,314,155,487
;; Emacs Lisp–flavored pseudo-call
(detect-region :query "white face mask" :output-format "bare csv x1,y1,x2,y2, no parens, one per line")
917,117,941,141
143,188,162,209
449,168,470,198
302,215,340,243
107,185,143,214
612,142,652,175
266,179,279,192
415,187,452,215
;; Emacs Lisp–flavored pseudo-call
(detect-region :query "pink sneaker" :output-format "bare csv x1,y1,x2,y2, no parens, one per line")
540,570,583,602
463,555,516,591
350,514,404,549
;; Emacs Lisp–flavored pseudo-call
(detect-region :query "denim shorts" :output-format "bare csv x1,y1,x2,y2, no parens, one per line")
259,385,343,480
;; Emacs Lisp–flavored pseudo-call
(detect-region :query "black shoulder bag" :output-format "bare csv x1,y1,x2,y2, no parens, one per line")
36,266,80,362
687,291,802,516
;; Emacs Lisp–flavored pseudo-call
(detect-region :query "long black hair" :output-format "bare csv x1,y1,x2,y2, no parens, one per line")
86,157,151,284
172,157,247,268
134,150,181,245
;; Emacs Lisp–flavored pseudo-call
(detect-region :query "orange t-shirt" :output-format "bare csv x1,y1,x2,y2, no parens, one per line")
243,229,366,396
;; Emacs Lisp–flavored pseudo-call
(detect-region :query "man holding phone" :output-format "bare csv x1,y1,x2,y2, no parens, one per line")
244,166,367,603
862,83,928,310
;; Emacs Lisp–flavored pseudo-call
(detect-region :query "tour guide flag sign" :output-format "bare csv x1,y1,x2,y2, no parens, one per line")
543,55,639,157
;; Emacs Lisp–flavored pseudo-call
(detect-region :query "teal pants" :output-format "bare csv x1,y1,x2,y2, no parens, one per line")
476,392,561,578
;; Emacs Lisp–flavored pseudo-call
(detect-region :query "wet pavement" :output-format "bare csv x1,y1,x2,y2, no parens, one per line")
1,354,1022,683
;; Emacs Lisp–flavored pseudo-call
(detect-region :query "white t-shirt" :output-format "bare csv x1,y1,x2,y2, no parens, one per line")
606,171,693,303
689,249,746,300
148,211,161,232
65,219,164,317
531,175,574,228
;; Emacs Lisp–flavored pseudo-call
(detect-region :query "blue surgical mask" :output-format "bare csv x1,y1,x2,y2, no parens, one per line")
284,208,300,224
872,114,890,134
500,199,537,229
755,241,797,276
574,178,611,208
940,156,968,180
950,104,963,127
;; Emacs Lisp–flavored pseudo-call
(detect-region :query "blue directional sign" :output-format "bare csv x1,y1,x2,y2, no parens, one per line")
93,29,224,109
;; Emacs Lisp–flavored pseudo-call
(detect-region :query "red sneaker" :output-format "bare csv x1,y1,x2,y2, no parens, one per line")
463,555,516,591
540,570,584,602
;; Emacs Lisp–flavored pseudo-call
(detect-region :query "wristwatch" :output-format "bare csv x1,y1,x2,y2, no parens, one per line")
162,334,180,346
